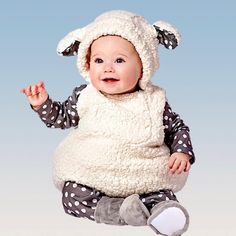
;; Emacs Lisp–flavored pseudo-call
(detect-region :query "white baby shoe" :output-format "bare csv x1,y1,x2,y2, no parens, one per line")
147,200,189,236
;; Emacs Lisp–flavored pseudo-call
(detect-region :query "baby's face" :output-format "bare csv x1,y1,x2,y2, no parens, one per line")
88,35,142,95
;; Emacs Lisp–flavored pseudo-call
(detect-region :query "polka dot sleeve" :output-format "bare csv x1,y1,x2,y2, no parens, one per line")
163,102,195,164
34,84,87,129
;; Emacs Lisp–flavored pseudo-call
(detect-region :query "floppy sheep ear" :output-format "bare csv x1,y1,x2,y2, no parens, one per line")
57,27,86,56
153,21,181,50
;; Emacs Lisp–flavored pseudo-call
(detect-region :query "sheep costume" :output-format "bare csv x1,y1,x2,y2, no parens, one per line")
55,10,190,235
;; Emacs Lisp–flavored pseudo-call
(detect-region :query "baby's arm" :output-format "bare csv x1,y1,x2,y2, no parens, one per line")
22,82,87,129
163,102,195,174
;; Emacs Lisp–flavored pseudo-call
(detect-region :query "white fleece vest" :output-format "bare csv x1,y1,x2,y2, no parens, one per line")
53,83,188,197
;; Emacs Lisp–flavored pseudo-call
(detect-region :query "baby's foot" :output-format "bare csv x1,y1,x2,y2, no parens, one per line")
147,200,189,236
94,196,126,225
119,194,150,226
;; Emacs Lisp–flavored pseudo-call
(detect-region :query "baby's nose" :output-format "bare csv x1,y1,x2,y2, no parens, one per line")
104,63,114,72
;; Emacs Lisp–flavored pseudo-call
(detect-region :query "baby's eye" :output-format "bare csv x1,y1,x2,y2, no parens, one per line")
115,58,125,63
94,58,103,63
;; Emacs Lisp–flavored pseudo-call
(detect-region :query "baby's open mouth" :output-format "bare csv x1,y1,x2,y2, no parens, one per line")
102,78,119,82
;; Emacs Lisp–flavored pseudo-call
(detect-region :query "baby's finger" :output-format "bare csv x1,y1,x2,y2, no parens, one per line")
170,159,181,174
31,85,39,96
24,86,32,96
168,156,176,169
185,162,191,172
38,81,46,92
21,88,26,94
38,81,45,88
177,161,186,174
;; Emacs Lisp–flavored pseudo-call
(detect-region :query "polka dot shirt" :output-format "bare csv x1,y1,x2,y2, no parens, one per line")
34,84,195,164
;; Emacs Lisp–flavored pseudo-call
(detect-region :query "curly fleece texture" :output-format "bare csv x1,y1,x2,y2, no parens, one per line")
53,84,188,197
57,10,181,91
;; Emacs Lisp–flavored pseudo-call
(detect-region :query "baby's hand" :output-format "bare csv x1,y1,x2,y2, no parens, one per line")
21,81,48,110
168,152,191,175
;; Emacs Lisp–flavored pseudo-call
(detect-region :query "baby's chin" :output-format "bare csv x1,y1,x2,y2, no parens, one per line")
99,90,125,96
99,88,137,96
98,85,140,96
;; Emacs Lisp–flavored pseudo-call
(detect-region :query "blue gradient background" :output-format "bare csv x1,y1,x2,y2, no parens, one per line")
1,0,235,235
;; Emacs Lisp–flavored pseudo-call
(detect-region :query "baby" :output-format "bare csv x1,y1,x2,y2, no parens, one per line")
22,10,195,236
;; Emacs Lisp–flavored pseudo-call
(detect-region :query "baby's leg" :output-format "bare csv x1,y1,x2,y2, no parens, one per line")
62,181,104,221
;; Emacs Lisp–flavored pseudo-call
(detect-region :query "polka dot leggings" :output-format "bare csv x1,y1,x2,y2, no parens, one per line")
62,181,178,221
